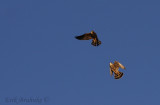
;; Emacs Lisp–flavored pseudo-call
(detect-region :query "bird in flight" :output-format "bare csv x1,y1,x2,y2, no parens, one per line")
75,30,101,46
109,61,126,79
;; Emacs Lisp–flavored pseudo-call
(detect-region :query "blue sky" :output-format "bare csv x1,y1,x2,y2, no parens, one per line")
0,0,160,105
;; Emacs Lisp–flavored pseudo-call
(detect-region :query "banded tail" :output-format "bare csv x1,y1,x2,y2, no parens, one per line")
114,71,123,79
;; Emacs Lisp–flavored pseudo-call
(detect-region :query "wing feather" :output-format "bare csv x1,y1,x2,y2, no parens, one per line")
109,64,113,76
118,62,126,69
75,33,92,40
110,68,113,76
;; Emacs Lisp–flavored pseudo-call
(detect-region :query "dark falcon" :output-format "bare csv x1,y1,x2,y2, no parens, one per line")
109,61,126,79
75,30,101,46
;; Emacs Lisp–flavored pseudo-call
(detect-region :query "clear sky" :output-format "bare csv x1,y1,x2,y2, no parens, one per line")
0,0,160,105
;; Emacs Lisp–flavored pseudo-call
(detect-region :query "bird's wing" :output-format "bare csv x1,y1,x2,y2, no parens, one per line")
110,67,113,76
117,62,126,69
75,33,92,40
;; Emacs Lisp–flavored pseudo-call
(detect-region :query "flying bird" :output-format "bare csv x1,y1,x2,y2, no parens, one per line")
109,61,126,79
75,30,101,46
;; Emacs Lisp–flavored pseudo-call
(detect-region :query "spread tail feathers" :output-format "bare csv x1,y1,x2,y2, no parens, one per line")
114,71,123,79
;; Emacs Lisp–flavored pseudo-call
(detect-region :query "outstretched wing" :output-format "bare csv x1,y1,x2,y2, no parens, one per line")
75,33,92,40
110,67,113,76
116,61,126,69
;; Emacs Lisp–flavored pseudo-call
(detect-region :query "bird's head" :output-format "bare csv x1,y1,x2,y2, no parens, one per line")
91,30,95,34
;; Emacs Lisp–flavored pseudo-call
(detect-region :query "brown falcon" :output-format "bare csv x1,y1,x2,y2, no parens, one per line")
75,30,101,46
109,61,126,79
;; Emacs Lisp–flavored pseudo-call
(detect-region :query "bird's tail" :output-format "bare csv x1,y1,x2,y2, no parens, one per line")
114,71,123,79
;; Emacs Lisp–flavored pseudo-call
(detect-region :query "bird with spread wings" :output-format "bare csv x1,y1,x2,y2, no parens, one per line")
75,30,101,46
109,61,126,79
